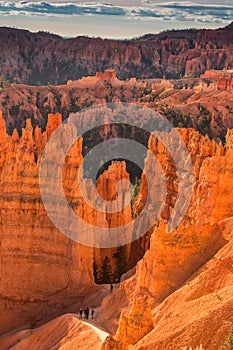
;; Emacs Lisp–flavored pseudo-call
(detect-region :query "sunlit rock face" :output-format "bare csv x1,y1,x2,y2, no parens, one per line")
124,128,233,303
102,129,233,348
115,295,154,346
1,103,233,348
0,110,135,335
0,112,94,335
129,218,233,350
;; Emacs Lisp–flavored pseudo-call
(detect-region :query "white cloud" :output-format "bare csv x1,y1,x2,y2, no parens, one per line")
0,1,232,24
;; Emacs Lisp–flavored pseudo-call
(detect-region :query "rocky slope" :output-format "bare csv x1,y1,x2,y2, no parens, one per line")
0,22,232,85
0,314,108,350
132,218,233,350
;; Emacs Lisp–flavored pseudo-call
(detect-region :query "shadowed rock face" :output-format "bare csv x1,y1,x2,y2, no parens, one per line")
0,23,232,85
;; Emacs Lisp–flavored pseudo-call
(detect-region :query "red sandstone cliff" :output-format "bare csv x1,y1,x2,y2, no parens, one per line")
0,23,232,85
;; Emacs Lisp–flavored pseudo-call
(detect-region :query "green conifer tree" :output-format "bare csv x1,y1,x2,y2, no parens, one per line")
113,246,128,282
99,256,112,284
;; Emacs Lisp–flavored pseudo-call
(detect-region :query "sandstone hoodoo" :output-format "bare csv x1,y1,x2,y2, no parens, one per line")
0,109,138,335
96,69,119,83
1,108,232,348
0,109,233,348
0,111,94,335
0,119,233,350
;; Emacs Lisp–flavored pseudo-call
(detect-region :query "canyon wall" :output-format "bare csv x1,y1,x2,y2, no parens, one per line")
0,23,232,85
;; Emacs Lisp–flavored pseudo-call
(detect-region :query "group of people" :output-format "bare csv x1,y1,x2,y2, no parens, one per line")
79,307,94,320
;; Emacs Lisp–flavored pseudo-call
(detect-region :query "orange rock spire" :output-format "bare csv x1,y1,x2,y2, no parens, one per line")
0,111,94,335
46,112,62,138
0,110,7,146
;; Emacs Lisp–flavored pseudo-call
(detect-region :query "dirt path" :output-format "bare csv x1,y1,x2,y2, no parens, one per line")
82,319,109,343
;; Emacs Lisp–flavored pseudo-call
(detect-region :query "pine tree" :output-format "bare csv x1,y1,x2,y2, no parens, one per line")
99,256,112,284
113,245,128,282
0,74,11,89
93,259,99,283
131,177,142,218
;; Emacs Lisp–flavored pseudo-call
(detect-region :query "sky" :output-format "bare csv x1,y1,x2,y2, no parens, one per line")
0,1,232,38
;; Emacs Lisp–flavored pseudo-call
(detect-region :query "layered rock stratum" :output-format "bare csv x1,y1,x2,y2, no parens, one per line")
0,22,232,85
201,70,233,91
0,111,94,335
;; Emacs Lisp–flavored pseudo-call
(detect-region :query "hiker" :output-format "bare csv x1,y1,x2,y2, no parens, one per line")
110,283,113,291
79,308,83,319
91,309,95,319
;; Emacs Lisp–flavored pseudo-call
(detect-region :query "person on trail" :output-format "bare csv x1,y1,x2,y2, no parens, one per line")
110,284,113,291
79,308,83,319
91,309,95,319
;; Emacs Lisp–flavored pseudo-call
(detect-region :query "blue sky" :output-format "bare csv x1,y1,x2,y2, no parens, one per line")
0,1,232,38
